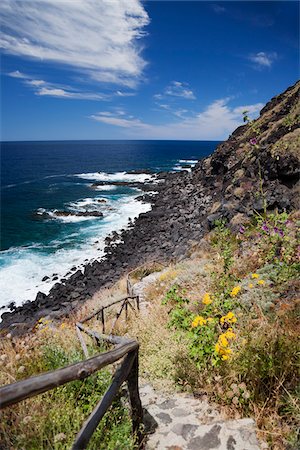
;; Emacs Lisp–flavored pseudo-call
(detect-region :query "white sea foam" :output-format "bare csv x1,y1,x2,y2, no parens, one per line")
0,195,151,312
92,184,117,191
172,165,192,172
48,212,101,223
75,171,154,183
178,159,198,164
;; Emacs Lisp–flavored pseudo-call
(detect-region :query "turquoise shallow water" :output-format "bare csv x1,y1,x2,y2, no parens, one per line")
0,140,218,308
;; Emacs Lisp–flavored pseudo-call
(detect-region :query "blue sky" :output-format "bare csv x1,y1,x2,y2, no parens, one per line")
0,1,299,141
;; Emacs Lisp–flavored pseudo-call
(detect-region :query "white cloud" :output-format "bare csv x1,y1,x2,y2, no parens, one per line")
154,81,196,101
90,99,263,140
0,0,149,87
8,71,108,100
8,70,27,79
91,111,150,129
36,86,106,100
248,52,278,68
212,4,226,14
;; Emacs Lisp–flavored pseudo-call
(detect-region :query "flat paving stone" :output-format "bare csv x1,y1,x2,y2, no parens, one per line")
140,384,262,450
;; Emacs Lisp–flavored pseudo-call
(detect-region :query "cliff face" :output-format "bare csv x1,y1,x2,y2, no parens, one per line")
193,80,300,223
1,81,299,333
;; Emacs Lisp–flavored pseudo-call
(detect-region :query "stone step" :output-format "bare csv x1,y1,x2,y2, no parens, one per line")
140,383,261,450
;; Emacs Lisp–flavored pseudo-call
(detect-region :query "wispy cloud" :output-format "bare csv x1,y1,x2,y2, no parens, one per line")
154,81,196,100
248,52,278,68
0,0,149,87
90,99,264,140
8,70,27,79
212,4,226,14
91,111,150,129
8,71,107,100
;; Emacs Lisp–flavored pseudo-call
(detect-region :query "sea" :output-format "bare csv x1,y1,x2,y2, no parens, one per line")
0,140,218,311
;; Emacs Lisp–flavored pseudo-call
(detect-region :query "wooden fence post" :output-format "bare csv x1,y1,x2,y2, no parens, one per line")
127,349,144,449
100,308,105,334
72,351,136,450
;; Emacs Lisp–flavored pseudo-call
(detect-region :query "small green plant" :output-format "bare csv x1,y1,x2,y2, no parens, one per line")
162,285,192,330
211,219,236,273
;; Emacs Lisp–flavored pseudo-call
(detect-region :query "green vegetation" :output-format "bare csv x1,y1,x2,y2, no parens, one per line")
142,211,299,449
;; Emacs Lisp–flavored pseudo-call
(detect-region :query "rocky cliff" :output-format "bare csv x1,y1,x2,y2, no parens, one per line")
1,81,299,334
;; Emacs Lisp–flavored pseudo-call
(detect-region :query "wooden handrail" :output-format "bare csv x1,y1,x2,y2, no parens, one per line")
0,338,138,409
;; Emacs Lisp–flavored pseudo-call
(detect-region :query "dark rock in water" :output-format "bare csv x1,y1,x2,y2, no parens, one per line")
42,276,50,282
1,81,299,335
53,210,103,218
7,302,17,311
126,169,154,175
34,210,103,219
180,164,192,169
53,276,59,281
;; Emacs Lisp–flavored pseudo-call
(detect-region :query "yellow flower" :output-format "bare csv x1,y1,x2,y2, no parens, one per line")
215,337,233,360
220,311,237,325
202,293,213,305
192,316,207,328
248,283,254,289
251,273,259,279
230,286,241,297
219,333,229,347
207,317,214,323
257,280,265,285
225,329,236,340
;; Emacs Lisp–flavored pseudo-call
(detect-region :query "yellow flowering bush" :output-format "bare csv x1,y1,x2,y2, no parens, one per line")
215,328,236,360
251,273,259,279
257,279,265,285
192,316,207,327
230,286,241,297
202,292,212,305
220,311,237,325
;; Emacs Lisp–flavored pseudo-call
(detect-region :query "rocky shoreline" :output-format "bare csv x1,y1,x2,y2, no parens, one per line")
1,80,299,335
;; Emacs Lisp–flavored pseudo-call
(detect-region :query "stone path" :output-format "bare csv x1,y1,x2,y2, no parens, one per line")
131,271,263,450
132,270,166,313
140,383,261,450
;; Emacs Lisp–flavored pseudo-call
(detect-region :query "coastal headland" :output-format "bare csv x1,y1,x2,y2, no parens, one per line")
1,80,299,335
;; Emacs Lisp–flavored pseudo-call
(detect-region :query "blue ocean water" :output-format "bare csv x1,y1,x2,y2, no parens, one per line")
0,140,218,308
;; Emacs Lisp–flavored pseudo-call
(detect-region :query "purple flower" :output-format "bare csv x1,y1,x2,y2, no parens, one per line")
274,226,284,237
250,138,258,146
262,223,269,233
239,226,245,234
